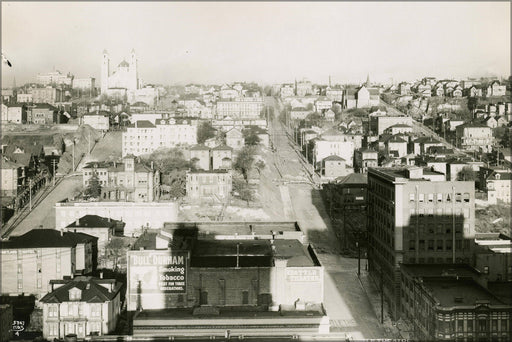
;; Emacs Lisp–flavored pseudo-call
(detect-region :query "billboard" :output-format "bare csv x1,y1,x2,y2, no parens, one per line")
129,251,187,293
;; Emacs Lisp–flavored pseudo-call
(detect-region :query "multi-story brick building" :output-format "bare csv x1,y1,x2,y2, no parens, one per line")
40,276,122,339
82,155,160,202
0,230,97,300
1,104,27,124
400,264,512,342
367,167,475,319
473,233,512,282
186,170,232,201
122,119,197,156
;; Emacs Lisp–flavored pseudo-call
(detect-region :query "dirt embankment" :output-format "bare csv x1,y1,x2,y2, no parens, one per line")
57,125,102,174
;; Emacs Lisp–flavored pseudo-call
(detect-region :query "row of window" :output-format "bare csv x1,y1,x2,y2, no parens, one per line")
408,239,470,251
409,192,471,203
48,303,102,317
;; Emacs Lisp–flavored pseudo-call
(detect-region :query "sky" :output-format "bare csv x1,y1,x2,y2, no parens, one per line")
1,1,510,86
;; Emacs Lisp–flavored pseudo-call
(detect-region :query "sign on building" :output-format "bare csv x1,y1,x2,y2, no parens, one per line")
129,251,188,294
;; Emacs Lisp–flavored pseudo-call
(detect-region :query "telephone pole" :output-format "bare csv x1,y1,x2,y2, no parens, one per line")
52,159,57,186
29,179,32,211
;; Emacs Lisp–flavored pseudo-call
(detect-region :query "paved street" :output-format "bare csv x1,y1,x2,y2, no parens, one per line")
7,131,120,237
265,98,390,339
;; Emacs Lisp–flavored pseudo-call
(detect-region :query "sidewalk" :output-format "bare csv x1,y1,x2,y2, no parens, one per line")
356,269,413,339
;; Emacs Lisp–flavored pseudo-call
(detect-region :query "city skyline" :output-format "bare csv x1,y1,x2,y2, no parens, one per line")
1,1,511,86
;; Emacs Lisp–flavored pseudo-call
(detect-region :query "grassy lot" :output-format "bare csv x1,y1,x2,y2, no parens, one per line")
475,203,511,235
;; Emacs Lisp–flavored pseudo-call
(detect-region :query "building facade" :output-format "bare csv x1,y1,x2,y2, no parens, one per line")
367,167,476,319
186,170,232,200
82,155,160,202
216,99,264,119
0,230,97,300
40,277,122,339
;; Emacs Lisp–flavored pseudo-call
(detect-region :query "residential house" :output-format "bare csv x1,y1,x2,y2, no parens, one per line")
445,119,465,132
370,115,413,135
323,108,335,122
432,85,444,97
355,86,380,108
82,155,160,202
186,170,232,201
280,84,295,98
1,104,27,124
325,86,343,101
483,116,498,129
40,276,122,339
343,88,357,109
0,158,24,197
17,93,33,103
413,137,444,155
189,145,211,171
456,123,493,153
211,145,233,170
30,103,59,124
313,140,355,168
479,168,511,204
65,215,116,256
354,148,378,173
314,96,332,112
290,107,312,121
0,230,98,300
384,124,413,135
322,155,348,178
385,135,408,157
296,80,313,97
451,85,463,97
466,85,483,98
485,81,506,97
225,128,245,150
398,82,411,95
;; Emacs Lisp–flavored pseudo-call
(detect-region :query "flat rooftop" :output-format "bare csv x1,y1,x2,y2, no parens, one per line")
401,263,481,278
423,277,504,306
162,221,302,237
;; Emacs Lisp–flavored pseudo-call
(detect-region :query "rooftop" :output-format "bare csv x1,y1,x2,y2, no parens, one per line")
423,277,504,306
66,215,116,229
1,229,97,249
40,276,122,304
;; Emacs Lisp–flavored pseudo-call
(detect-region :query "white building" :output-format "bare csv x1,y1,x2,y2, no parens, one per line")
122,119,197,156
313,140,355,168
73,77,96,90
37,71,74,86
216,99,264,119
82,113,109,131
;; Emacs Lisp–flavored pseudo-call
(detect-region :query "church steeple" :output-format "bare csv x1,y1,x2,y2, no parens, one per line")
366,73,371,87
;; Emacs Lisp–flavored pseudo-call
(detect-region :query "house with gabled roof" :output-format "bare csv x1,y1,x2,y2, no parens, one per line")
322,155,348,178
40,276,122,339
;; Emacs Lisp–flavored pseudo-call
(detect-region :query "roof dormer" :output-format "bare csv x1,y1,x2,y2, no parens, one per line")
68,287,81,301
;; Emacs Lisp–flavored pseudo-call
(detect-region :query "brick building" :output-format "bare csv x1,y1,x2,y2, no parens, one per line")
126,222,327,335
185,170,232,201
367,167,475,319
400,264,511,341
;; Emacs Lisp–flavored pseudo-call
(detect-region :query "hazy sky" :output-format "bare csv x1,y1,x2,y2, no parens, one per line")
1,1,510,86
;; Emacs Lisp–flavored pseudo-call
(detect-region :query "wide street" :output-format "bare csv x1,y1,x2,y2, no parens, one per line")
264,97,389,339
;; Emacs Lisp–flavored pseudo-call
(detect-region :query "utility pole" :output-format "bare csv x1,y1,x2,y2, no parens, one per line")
357,240,361,277
72,141,75,171
29,179,32,211
380,269,384,324
52,159,57,186
88,131,91,154
452,186,456,263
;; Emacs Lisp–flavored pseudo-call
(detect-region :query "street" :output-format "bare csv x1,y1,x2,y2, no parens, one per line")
264,97,389,339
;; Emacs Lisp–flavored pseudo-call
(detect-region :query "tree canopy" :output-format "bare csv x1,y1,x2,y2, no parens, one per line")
85,172,101,198
234,146,256,180
197,121,216,144
243,126,262,146
457,166,476,181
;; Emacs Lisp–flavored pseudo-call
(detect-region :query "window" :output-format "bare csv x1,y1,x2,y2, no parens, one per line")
428,240,434,251
409,193,415,202
409,240,415,250
467,320,473,332
483,266,489,274
419,194,424,202
501,319,508,331
478,319,487,332
457,319,464,332
428,193,434,202
456,193,462,202
437,193,443,202
242,291,249,305
437,240,443,250
17,279,23,289
49,305,58,317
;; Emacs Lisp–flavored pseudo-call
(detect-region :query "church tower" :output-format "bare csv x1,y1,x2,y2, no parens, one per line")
101,50,110,95
129,49,138,91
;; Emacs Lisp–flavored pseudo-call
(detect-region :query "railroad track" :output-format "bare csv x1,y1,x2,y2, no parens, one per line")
1,177,64,238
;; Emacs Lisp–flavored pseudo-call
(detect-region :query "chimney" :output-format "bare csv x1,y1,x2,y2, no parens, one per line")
99,271,103,279
60,230,64,236
114,161,116,168
75,218,79,226
151,161,154,170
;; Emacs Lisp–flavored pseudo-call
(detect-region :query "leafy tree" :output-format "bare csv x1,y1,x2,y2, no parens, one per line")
457,166,476,181
243,126,261,146
197,121,216,144
232,176,254,206
234,146,256,180
85,172,101,198
105,237,126,270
